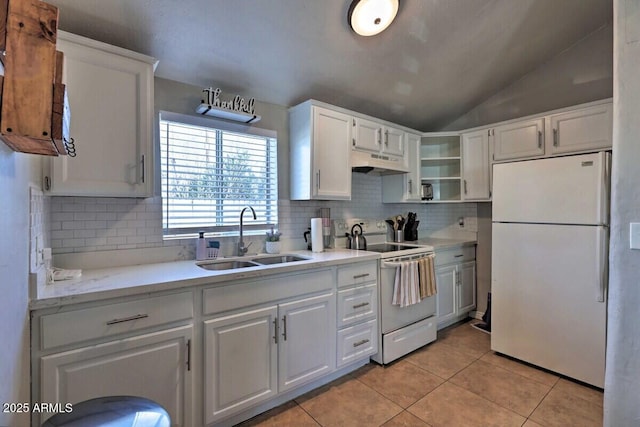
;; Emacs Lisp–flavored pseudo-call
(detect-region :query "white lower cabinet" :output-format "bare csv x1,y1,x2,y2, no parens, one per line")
435,247,477,329
39,325,193,426
203,306,278,424
278,293,335,392
203,291,335,425
336,262,379,367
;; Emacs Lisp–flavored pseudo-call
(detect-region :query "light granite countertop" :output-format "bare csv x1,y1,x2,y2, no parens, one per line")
32,236,477,311
32,249,380,310
416,237,477,251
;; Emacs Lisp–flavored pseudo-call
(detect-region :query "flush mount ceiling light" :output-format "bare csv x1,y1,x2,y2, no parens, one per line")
348,0,399,37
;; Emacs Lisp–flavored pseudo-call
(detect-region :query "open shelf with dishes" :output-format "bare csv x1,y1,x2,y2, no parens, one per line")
420,135,462,202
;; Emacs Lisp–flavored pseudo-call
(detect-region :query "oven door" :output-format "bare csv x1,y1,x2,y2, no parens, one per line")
379,257,437,334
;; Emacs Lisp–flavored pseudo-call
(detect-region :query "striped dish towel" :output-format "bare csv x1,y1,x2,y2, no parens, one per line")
392,260,421,307
418,254,437,298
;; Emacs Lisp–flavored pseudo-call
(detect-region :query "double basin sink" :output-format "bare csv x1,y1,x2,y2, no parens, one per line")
197,254,310,271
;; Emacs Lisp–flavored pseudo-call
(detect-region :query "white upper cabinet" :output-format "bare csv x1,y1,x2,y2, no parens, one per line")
492,118,545,161
44,31,156,197
381,132,421,203
461,129,491,201
352,118,404,158
353,117,382,153
290,102,352,200
549,103,613,155
382,125,405,157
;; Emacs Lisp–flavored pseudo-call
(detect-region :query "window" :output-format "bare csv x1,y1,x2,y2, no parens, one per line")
159,111,278,238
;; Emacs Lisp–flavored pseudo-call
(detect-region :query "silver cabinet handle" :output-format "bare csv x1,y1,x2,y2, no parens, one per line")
273,318,279,344
282,315,287,341
384,129,389,146
553,128,559,146
352,302,370,309
353,339,370,348
538,130,542,149
141,155,145,184
464,180,468,194
353,273,370,279
106,313,148,325
186,339,191,371
316,170,321,190
454,254,464,258
408,179,413,194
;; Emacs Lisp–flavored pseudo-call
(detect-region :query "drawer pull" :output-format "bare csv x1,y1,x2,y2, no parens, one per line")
105,313,149,325
353,273,370,279
353,339,370,348
352,302,370,309
454,254,464,258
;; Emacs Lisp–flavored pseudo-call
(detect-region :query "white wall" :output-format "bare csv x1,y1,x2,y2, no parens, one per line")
604,1,640,424
442,23,613,131
0,145,41,427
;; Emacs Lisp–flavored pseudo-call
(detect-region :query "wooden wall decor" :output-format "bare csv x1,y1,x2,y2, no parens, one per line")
0,0,67,156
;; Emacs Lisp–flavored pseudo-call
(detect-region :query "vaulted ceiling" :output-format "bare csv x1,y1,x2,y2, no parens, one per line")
48,0,612,131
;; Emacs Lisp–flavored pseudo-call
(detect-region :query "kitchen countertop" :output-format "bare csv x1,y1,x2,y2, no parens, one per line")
415,237,477,251
31,249,380,310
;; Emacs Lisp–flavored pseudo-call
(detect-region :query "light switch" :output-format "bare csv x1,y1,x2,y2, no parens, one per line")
630,223,640,250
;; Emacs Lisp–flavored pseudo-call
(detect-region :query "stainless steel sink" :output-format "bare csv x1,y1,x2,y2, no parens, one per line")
252,255,310,265
197,260,260,271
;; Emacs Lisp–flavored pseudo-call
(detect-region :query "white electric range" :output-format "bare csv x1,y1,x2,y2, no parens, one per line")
332,219,437,364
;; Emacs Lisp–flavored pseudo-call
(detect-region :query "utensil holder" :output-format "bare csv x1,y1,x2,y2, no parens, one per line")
395,230,404,242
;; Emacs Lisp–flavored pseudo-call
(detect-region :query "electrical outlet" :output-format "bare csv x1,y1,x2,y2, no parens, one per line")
36,236,43,265
630,223,640,250
458,217,465,228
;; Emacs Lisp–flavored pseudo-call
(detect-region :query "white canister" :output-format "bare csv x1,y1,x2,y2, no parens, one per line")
310,218,324,253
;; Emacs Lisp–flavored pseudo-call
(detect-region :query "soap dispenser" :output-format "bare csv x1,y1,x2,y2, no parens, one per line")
196,231,207,260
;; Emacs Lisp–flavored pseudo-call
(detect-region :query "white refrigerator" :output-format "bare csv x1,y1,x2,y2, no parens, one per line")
491,152,609,388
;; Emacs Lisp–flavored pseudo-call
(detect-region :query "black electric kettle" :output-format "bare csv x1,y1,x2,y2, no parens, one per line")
347,224,367,250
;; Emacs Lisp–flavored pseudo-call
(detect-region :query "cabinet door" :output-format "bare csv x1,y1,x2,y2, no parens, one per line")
493,118,544,161
404,133,422,202
383,126,404,157
204,306,278,425
436,266,457,326
353,117,381,153
40,325,192,426
457,261,477,314
312,107,352,200
47,34,154,197
278,292,335,393
550,103,612,155
462,129,491,200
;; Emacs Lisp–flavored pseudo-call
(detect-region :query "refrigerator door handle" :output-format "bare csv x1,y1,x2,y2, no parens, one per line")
596,226,609,303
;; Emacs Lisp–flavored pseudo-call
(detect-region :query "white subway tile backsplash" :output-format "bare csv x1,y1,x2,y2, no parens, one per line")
47,174,478,259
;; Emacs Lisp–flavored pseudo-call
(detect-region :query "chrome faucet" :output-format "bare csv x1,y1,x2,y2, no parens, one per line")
237,206,257,256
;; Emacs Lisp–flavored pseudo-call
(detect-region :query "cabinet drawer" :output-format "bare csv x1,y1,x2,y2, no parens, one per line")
40,292,193,350
337,262,377,288
203,269,332,316
337,319,377,367
435,246,476,266
337,283,377,328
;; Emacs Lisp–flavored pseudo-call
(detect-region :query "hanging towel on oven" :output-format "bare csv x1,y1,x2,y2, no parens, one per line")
418,254,437,298
392,260,421,307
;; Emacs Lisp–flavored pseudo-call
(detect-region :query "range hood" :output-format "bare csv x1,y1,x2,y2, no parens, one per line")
351,150,409,174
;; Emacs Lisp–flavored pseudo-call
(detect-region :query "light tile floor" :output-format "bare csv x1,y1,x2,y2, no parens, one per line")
237,320,604,427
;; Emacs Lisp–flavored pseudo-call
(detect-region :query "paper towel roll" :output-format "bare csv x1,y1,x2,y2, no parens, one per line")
310,218,324,253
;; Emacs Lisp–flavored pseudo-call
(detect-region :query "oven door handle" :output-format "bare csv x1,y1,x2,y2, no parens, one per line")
381,254,434,268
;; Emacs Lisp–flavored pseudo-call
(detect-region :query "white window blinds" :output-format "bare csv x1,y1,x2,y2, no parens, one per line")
160,112,278,237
